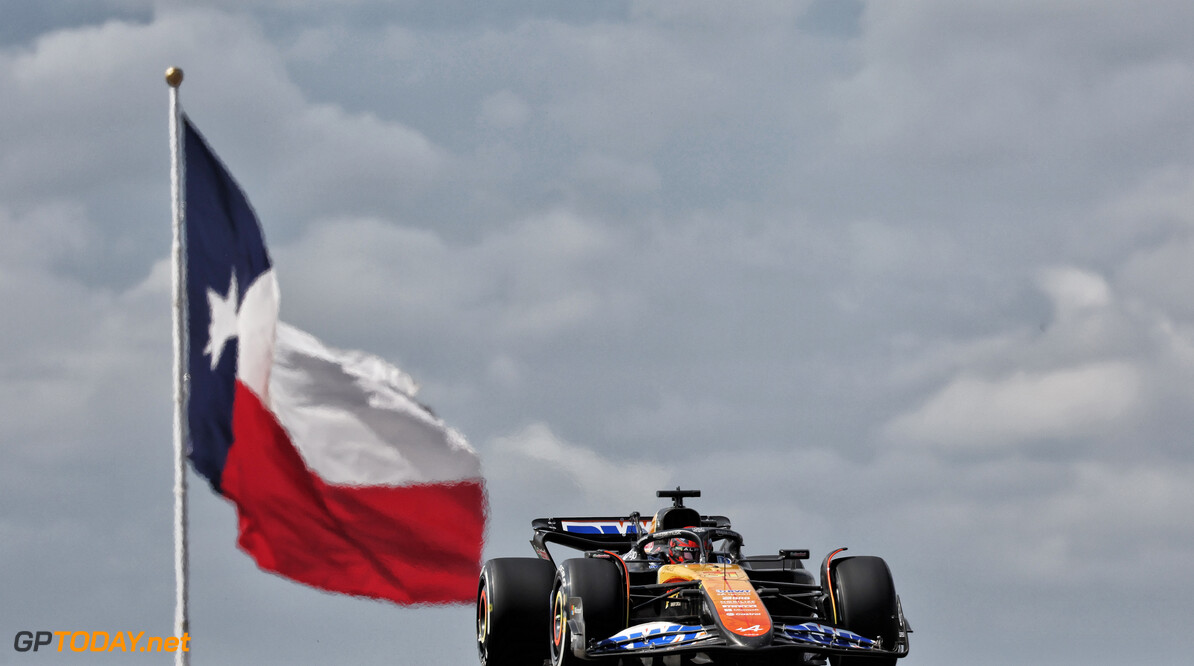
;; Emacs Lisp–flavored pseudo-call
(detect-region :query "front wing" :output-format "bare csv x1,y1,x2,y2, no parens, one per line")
584,620,905,661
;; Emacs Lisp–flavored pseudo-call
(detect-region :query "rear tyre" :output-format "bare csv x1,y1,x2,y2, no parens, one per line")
549,558,626,666
477,557,556,666
827,556,899,666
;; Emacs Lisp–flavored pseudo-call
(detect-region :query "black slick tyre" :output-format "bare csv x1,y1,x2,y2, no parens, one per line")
549,558,626,666
828,556,899,666
477,557,556,666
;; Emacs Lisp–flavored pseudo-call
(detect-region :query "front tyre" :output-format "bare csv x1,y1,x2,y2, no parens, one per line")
828,556,900,666
477,558,556,666
550,558,625,666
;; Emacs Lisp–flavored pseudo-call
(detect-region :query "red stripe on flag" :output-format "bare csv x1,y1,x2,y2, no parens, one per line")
221,382,485,604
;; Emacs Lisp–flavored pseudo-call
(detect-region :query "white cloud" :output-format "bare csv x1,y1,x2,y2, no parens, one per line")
0,6,446,226
884,360,1141,448
1033,266,1131,356
833,0,1194,200
272,103,447,218
274,208,628,344
487,422,670,508
1038,266,1111,315
877,262,1194,451
903,456,1194,585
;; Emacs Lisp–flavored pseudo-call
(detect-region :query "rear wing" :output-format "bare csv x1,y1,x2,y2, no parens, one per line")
530,514,731,563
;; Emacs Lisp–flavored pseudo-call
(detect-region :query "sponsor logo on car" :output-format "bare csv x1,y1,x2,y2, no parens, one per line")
780,623,876,649
559,519,652,536
596,622,709,650
697,568,742,579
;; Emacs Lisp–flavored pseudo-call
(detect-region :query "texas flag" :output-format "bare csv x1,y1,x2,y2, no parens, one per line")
182,116,485,604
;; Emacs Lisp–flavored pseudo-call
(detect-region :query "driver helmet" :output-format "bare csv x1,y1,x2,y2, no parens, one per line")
667,537,700,564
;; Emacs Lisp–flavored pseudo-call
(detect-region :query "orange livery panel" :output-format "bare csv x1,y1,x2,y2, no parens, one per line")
657,564,772,639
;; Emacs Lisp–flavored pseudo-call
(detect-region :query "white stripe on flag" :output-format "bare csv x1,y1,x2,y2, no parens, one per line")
268,322,481,487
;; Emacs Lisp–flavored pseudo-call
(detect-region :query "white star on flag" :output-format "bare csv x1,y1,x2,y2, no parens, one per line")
204,271,239,370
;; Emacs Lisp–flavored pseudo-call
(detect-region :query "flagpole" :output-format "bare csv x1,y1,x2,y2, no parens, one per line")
167,66,191,666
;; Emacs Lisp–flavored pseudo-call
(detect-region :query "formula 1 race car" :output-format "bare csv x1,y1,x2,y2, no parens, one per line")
476,489,910,666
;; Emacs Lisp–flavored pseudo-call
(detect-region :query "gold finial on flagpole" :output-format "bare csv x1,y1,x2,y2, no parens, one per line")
166,67,184,88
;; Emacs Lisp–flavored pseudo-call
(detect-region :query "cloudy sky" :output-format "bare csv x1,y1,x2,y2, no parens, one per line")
3,0,1193,663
